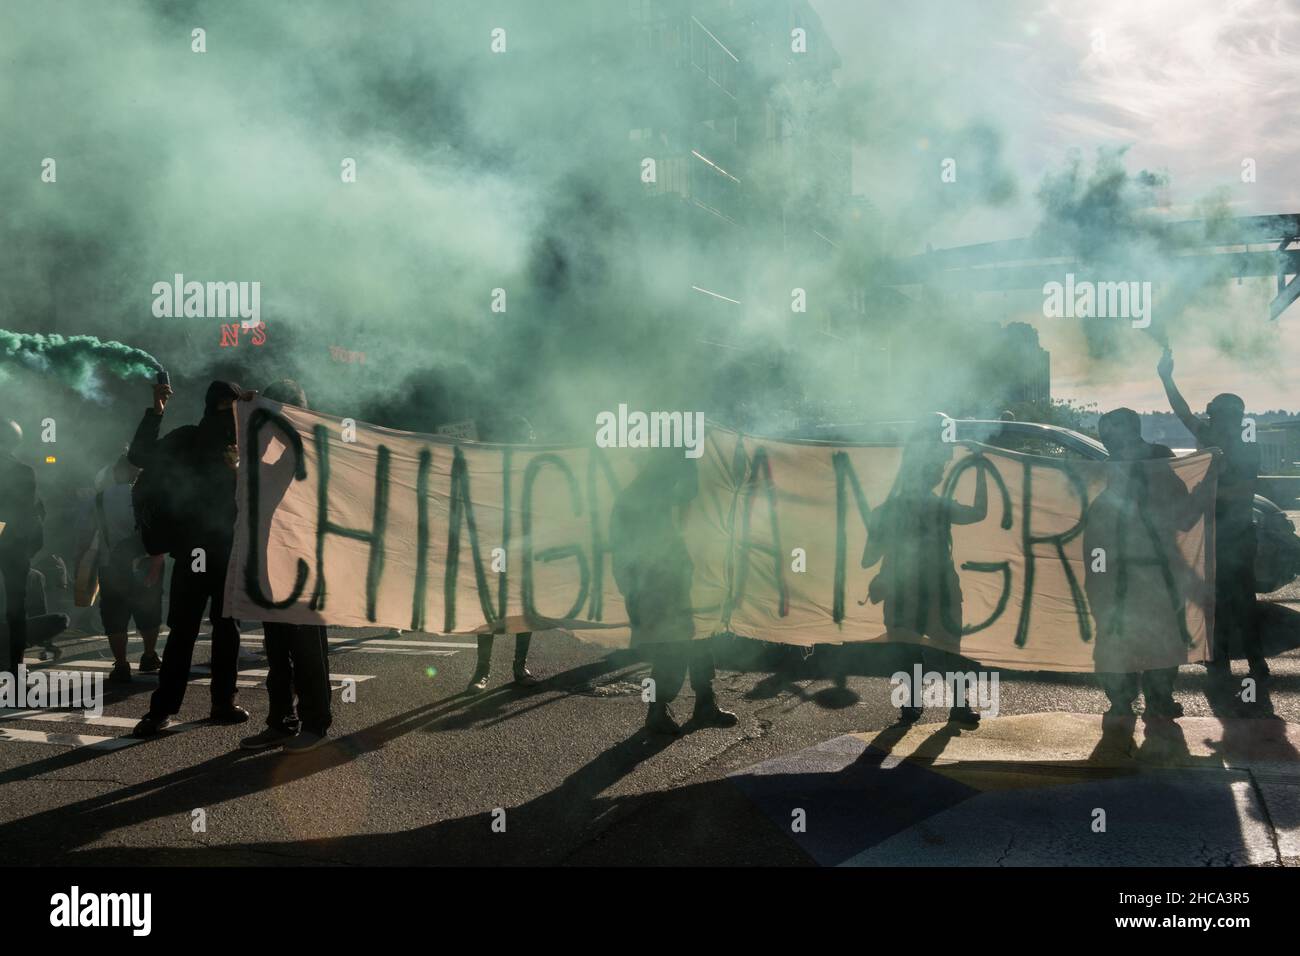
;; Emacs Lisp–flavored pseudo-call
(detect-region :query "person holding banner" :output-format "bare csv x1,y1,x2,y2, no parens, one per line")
1158,349,1267,714
1085,408,1211,719
862,417,987,729
469,415,540,693
240,379,334,754
611,451,736,735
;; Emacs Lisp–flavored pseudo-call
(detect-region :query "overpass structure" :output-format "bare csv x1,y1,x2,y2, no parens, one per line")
887,213,1300,321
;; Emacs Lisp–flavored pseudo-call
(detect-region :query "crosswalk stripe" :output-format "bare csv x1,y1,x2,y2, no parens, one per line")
20,660,263,690
58,632,475,650
47,634,473,658
0,714,204,750
328,638,477,650
350,647,460,656
0,725,128,749
229,667,375,683
0,708,140,729
20,659,374,684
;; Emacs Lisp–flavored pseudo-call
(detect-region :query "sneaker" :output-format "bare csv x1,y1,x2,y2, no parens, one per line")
209,704,251,724
131,714,173,738
138,651,161,673
512,663,540,687
948,705,981,729
1145,696,1183,720
1204,682,1243,718
645,702,681,736
898,706,923,724
692,694,738,728
240,726,296,751
108,662,132,684
282,731,328,754
1236,698,1282,720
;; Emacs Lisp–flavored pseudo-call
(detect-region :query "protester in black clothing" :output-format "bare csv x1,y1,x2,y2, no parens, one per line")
32,552,71,660
1158,349,1266,715
77,454,163,682
0,567,69,658
0,419,41,673
1086,407,1211,719
469,415,540,692
610,451,737,735
239,379,334,754
131,380,249,737
862,417,988,728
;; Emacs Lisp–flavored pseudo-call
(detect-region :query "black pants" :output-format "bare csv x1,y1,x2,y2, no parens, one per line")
1098,668,1177,710
474,631,532,671
1,554,29,673
650,641,715,704
148,548,241,717
898,644,981,709
0,612,68,648
1209,530,1263,674
264,623,332,735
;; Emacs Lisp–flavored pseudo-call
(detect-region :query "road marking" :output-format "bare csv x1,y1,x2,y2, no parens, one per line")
328,637,477,650
0,709,205,751
21,658,374,684
350,647,460,657
0,725,132,750
230,667,376,683
0,708,139,729
50,633,475,657
19,661,267,690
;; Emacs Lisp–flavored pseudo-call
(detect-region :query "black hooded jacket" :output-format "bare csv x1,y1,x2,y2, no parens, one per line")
128,382,241,556
0,452,39,560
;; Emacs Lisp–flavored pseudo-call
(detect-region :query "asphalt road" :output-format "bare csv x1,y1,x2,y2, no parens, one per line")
3,600,1300,866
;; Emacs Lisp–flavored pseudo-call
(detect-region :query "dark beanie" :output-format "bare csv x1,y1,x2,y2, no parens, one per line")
204,380,243,414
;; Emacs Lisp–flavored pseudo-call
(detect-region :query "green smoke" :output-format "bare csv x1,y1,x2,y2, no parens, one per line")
0,0,1288,443
0,330,160,399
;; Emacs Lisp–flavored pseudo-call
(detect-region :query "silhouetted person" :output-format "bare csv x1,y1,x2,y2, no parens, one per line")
76,452,162,682
862,417,987,728
32,552,70,660
0,568,69,658
1086,408,1210,719
1158,349,1266,714
469,415,540,692
0,419,41,673
240,379,334,754
987,409,1018,451
130,380,249,737
611,451,736,735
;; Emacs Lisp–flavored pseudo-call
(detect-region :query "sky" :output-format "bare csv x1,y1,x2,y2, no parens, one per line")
1,0,1294,449
812,0,1300,411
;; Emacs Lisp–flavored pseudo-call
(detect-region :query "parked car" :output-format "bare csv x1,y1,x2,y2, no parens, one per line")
807,418,1300,594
